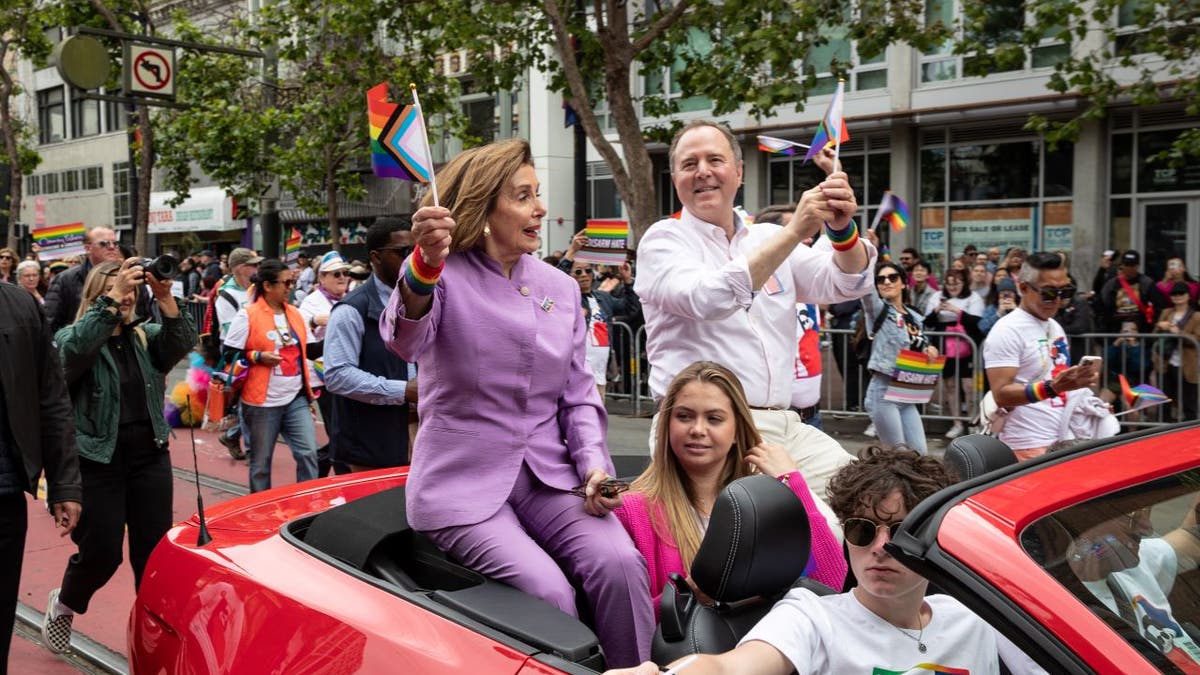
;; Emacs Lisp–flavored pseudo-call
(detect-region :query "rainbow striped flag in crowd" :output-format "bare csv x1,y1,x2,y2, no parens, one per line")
285,228,302,263
574,220,629,266
804,80,850,164
1119,374,1171,413
870,192,911,232
32,222,86,260
757,135,809,156
367,82,434,184
884,349,946,404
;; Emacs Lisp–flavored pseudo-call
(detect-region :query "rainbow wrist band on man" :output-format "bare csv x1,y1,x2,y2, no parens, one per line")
824,220,859,252
404,246,443,296
1025,379,1057,403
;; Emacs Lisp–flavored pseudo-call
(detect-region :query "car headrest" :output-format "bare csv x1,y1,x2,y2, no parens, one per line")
943,434,1018,482
690,475,811,604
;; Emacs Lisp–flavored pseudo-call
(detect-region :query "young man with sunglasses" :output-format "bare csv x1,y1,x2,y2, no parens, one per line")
982,252,1100,461
606,446,1045,675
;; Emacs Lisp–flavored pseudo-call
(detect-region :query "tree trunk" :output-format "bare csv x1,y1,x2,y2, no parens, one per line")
0,66,22,251
135,107,153,255
326,158,340,254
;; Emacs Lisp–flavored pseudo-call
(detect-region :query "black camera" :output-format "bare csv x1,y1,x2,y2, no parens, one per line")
133,254,180,281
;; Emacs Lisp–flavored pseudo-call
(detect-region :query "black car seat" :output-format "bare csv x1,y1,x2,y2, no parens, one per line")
943,434,1018,482
652,474,835,664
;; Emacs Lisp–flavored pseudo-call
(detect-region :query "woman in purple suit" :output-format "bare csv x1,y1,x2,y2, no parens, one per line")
381,139,652,667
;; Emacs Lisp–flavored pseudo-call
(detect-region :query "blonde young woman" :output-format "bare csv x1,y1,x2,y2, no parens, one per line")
41,258,196,654
614,361,847,614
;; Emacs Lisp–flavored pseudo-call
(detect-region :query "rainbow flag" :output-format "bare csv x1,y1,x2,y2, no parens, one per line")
757,135,809,156
869,192,911,232
285,227,302,263
803,80,850,164
1119,374,1171,413
885,349,946,404
367,83,433,182
32,222,86,260
575,219,629,266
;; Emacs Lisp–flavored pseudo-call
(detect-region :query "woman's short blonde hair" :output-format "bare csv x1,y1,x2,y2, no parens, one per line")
75,261,123,324
420,139,534,254
632,360,762,569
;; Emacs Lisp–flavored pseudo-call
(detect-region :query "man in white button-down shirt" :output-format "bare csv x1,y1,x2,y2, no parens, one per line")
635,120,877,524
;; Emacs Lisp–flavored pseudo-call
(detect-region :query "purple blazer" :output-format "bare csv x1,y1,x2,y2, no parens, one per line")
381,250,613,531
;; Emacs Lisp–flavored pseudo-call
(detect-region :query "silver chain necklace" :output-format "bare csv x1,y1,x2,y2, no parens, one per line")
891,615,927,653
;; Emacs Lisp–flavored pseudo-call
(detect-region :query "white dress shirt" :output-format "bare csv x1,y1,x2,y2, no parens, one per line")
635,207,876,408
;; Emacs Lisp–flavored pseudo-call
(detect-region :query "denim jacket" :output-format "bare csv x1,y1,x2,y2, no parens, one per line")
861,292,929,376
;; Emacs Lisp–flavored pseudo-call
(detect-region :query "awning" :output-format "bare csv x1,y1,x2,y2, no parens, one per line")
148,186,244,233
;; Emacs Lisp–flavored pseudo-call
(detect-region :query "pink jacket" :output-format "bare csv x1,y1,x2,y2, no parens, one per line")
613,474,847,613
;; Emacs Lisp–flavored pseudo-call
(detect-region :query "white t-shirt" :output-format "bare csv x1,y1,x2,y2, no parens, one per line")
740,589,1046,674
791,302,823,409
215,282,250,339
926,292,985,323
583,294,610,386
982,308,1071,450
224,309,304,407
298,289,336,343
1082,538,1200,668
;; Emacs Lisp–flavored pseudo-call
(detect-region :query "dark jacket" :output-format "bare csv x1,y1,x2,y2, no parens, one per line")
1099,272,1159,333
327,275,411,468
55,296,197,463
0,284,81,502
44,259,92,333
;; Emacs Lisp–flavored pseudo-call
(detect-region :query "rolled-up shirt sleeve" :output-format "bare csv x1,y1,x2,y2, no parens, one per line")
634,225,755,321
790,232,876,303
324,303,409,405
380,278,441,362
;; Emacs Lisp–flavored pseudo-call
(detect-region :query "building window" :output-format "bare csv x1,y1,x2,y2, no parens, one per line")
71,90,101,138
105,91,128,133
27,175,39,196
919,127,1074,269
62,168,79,193
113,161,132,228
83,166,103,190
37,87,65,144
920,0,1067,83
768,135,892,229
804,9,888,95
642,28,712,116
587,163,622,219
43,173,59,194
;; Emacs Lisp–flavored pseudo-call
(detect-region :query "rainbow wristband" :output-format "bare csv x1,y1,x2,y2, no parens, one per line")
825,220,859,252
404,246,443,296
1025,379,1057,403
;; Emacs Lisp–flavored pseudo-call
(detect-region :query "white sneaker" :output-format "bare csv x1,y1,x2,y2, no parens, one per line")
863,422,877,438
42,588,73,654
944,421,965,440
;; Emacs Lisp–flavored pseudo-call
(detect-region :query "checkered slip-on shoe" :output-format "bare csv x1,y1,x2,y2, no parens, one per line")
41,588,73,654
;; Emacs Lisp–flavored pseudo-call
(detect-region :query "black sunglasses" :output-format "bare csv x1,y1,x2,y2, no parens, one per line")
843,517,901,548
875,273,901,285
1025,282,1075,302
572,268,592,277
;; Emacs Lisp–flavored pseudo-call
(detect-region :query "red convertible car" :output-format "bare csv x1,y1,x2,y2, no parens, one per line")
129,423,1200,674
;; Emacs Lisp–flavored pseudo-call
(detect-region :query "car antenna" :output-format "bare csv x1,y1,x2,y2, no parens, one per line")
187,396,214,546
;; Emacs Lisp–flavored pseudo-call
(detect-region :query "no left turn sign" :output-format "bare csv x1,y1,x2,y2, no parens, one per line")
125,43,176,98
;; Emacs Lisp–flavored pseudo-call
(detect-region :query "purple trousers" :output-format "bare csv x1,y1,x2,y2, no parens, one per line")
424,462,653,668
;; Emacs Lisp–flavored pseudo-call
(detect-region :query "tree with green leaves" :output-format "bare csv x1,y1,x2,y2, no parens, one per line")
0,0,56,250
953,0,1199,160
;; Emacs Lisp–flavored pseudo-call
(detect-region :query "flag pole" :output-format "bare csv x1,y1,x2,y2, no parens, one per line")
409,83,440,207
869,191,889,233
832,79,845,173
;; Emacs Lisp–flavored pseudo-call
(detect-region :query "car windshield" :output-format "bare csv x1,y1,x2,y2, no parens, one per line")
1021,469,1200,672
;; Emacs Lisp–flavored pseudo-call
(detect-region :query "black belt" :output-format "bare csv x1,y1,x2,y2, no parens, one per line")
789,405,819,421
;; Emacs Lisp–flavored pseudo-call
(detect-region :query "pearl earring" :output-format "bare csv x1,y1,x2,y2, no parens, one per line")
484,225,492,236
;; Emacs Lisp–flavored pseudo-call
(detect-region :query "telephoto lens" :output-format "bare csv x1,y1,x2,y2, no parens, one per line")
137,254,180,280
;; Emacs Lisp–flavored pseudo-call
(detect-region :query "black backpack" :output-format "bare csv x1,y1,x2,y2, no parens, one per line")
199,288,237,365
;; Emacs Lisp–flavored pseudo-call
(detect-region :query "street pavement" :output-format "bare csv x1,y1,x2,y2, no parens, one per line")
10,380,905,673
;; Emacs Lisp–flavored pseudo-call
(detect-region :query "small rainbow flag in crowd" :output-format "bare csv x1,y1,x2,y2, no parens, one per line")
1118,374,1171,413
367,82,434,185
575,220,630,266
32,222,86,260
869,191,911,233
804,80,850,164
757,135,809,156
884,349,946,404
285,228,302,263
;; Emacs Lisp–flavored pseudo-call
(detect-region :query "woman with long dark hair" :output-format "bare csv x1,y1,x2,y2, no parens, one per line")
222,258,319,492
923,267,983,439
41,258,195,654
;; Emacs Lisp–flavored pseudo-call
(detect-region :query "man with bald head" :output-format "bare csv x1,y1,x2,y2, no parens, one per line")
44,226,124,331
634,120,876,526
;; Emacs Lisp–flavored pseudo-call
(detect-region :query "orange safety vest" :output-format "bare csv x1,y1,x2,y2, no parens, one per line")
240,296,314,406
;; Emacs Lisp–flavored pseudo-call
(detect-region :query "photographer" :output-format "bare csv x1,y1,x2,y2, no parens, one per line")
41,258,196,654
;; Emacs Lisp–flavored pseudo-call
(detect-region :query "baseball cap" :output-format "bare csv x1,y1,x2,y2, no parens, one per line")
318,251,350,273
228,247,264,268
1120,250,1140,266
996,278,1017,294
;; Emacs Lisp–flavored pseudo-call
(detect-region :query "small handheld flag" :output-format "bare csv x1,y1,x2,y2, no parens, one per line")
1117,374,1171,415
757,135,810,156
367,82,439,205
803,79,850,167
285,227,302,263
868,191,911,233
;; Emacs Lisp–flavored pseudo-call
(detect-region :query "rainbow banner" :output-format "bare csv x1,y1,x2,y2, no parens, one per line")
285,227,302,264
870,191,911,232
803,80,850,164
1118,374,1171,414
367,82,433,183
575,219,629,266
885,349,947,404
32,222,86,260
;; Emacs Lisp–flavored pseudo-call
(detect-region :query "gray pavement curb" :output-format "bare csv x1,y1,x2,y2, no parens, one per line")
14,602,128,674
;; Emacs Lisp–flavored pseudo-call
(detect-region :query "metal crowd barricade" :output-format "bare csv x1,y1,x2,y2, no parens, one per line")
604,321,652,416
184,299,208,336
1070,331,1200,429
